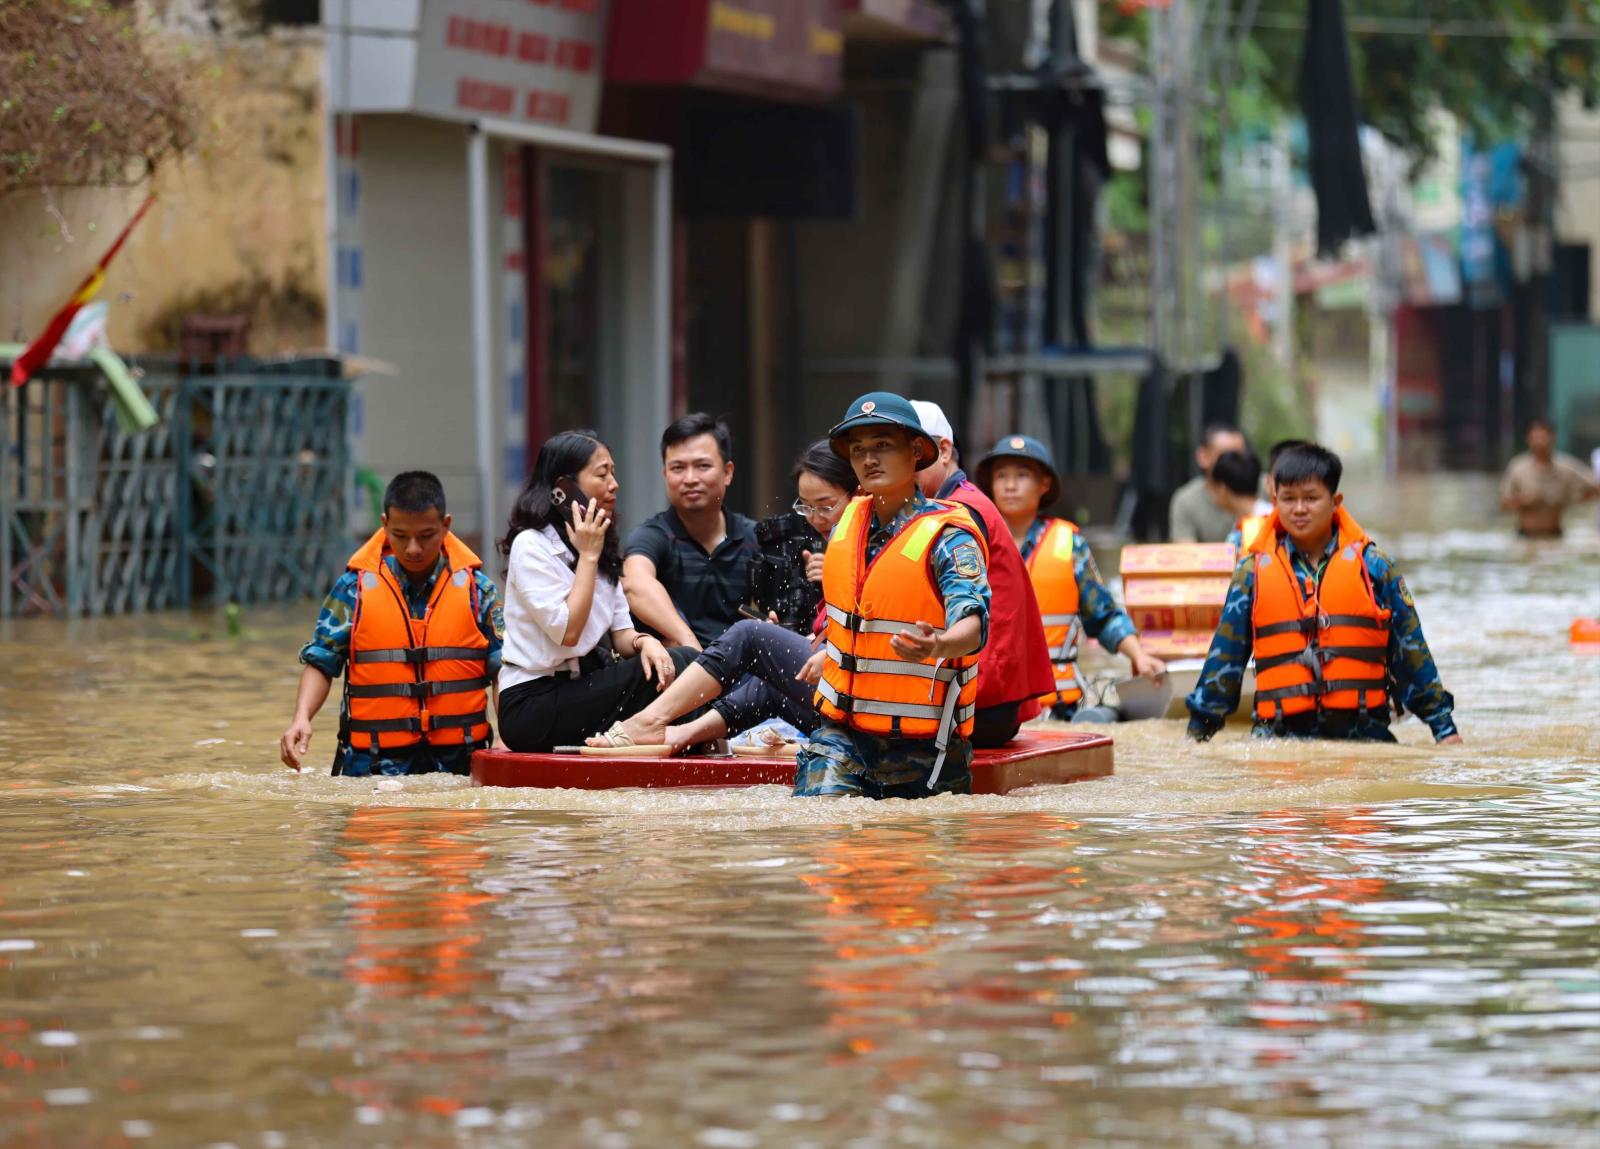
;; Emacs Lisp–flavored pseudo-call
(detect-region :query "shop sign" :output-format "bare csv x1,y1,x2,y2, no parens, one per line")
414,0,609,131
609,0,841,100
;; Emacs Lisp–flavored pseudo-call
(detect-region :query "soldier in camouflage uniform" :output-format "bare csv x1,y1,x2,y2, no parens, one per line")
1186,444,1460,744
793,393,991,798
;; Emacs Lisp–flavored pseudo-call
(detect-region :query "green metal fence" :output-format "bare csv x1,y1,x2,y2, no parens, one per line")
2,358,351,617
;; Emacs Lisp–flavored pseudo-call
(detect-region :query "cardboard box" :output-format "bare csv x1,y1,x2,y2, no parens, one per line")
1136,630,1216,659
1120,543,1237,575
1119,544,1237,660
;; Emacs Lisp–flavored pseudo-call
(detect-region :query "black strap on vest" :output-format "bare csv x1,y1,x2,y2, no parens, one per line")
1256,678,1386,704
345,710,488,734
1255,646,1385,675
1257,614,1384,641
1322,613,1385,631
1256,617,1316,639
352,645,487,665
346,677,491,700
346,716,424,735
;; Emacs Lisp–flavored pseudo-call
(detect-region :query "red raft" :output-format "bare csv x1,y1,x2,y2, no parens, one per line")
471,727,1113,793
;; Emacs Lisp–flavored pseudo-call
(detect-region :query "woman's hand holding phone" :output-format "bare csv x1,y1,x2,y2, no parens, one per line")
565,495,610,562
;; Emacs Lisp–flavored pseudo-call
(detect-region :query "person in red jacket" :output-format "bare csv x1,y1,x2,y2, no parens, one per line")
910,401,1056,746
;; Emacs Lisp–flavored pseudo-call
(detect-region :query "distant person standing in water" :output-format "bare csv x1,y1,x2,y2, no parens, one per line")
1499,418,1599,538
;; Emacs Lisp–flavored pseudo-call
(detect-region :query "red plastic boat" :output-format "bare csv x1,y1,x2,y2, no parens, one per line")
471,727,1113,793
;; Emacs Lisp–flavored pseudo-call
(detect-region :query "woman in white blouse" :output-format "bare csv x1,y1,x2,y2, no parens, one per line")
496,431,696,752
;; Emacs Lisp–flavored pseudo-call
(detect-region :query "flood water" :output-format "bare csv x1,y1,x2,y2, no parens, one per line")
2,474,1597,1148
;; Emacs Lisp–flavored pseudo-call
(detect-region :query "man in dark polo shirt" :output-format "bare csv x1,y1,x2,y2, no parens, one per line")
623,413,760,649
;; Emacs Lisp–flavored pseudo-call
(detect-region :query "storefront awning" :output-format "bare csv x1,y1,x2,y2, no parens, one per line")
607,0,842,101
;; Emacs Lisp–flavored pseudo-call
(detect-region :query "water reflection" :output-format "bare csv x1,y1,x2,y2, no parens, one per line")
329,808,499,1129
1231,810,1386,1033
0,475,1597,1147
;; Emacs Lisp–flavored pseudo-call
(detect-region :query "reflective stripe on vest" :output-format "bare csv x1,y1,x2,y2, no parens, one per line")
1237,514,1270,552
1249,510,1390,723
1025,518,1084,707
817,496,986,787
345,528,491,753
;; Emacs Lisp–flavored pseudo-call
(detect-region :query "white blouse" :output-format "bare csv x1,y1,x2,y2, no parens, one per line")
499,524,634,692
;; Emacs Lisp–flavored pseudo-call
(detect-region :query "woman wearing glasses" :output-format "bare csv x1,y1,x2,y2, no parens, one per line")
585,442,858,752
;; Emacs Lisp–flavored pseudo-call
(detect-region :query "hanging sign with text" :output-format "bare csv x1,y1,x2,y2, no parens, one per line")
413,0,609,132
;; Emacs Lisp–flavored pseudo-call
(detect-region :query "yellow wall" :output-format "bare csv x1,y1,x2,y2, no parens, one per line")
0,32,327,354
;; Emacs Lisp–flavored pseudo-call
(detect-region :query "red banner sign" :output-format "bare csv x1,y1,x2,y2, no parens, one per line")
608,0,841,100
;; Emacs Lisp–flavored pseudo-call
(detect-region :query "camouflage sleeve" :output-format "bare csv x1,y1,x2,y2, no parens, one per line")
298,571,360,679
473,570,506,677
1366,548,1457,740
1185,556,1256,738
1073,536,1137,653
931,525,991,648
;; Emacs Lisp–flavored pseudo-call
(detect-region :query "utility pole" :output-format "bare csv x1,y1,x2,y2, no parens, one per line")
1148,2,1174,361
1271,124,1295,372
1149,0,1198,367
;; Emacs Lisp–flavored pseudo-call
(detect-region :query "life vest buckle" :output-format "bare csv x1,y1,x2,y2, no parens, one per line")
1294,648,1326,686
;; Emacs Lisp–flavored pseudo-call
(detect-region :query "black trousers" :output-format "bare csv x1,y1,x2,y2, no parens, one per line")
497,648,699,752
697,619,820,736
970,702,1023,749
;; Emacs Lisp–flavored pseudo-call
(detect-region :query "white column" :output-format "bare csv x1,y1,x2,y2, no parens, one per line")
468,127,497,567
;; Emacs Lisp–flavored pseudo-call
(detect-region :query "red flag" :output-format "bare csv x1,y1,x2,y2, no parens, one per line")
9,194,157,387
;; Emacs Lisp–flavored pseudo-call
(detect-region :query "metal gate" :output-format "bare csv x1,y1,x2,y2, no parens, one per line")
1,358,351,617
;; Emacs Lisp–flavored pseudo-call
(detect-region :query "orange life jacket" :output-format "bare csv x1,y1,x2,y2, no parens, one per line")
1237,513,1270,552
817,495,987,785
1249,508,1390,724
1023,517,1088,708
344,529,491,754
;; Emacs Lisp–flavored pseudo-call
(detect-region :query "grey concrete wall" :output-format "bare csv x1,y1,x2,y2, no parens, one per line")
352,114,490,546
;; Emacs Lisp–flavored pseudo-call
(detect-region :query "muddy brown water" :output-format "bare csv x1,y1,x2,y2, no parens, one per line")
2,474,1597,1148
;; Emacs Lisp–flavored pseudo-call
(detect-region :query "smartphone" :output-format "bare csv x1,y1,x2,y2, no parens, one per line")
553,477,589,513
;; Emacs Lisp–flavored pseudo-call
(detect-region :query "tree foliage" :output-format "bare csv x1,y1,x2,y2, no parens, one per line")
0,0,194,195
1107,0,1600,164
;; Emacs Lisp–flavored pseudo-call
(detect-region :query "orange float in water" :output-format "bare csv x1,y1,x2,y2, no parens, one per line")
1571,618,1600,646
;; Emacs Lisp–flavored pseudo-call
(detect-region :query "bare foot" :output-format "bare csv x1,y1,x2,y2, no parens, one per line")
584,713,669,748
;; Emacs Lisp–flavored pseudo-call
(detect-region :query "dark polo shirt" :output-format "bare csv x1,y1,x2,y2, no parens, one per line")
624,507,760,646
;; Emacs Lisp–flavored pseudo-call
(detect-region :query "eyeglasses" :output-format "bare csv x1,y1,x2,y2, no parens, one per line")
792,498,842,521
